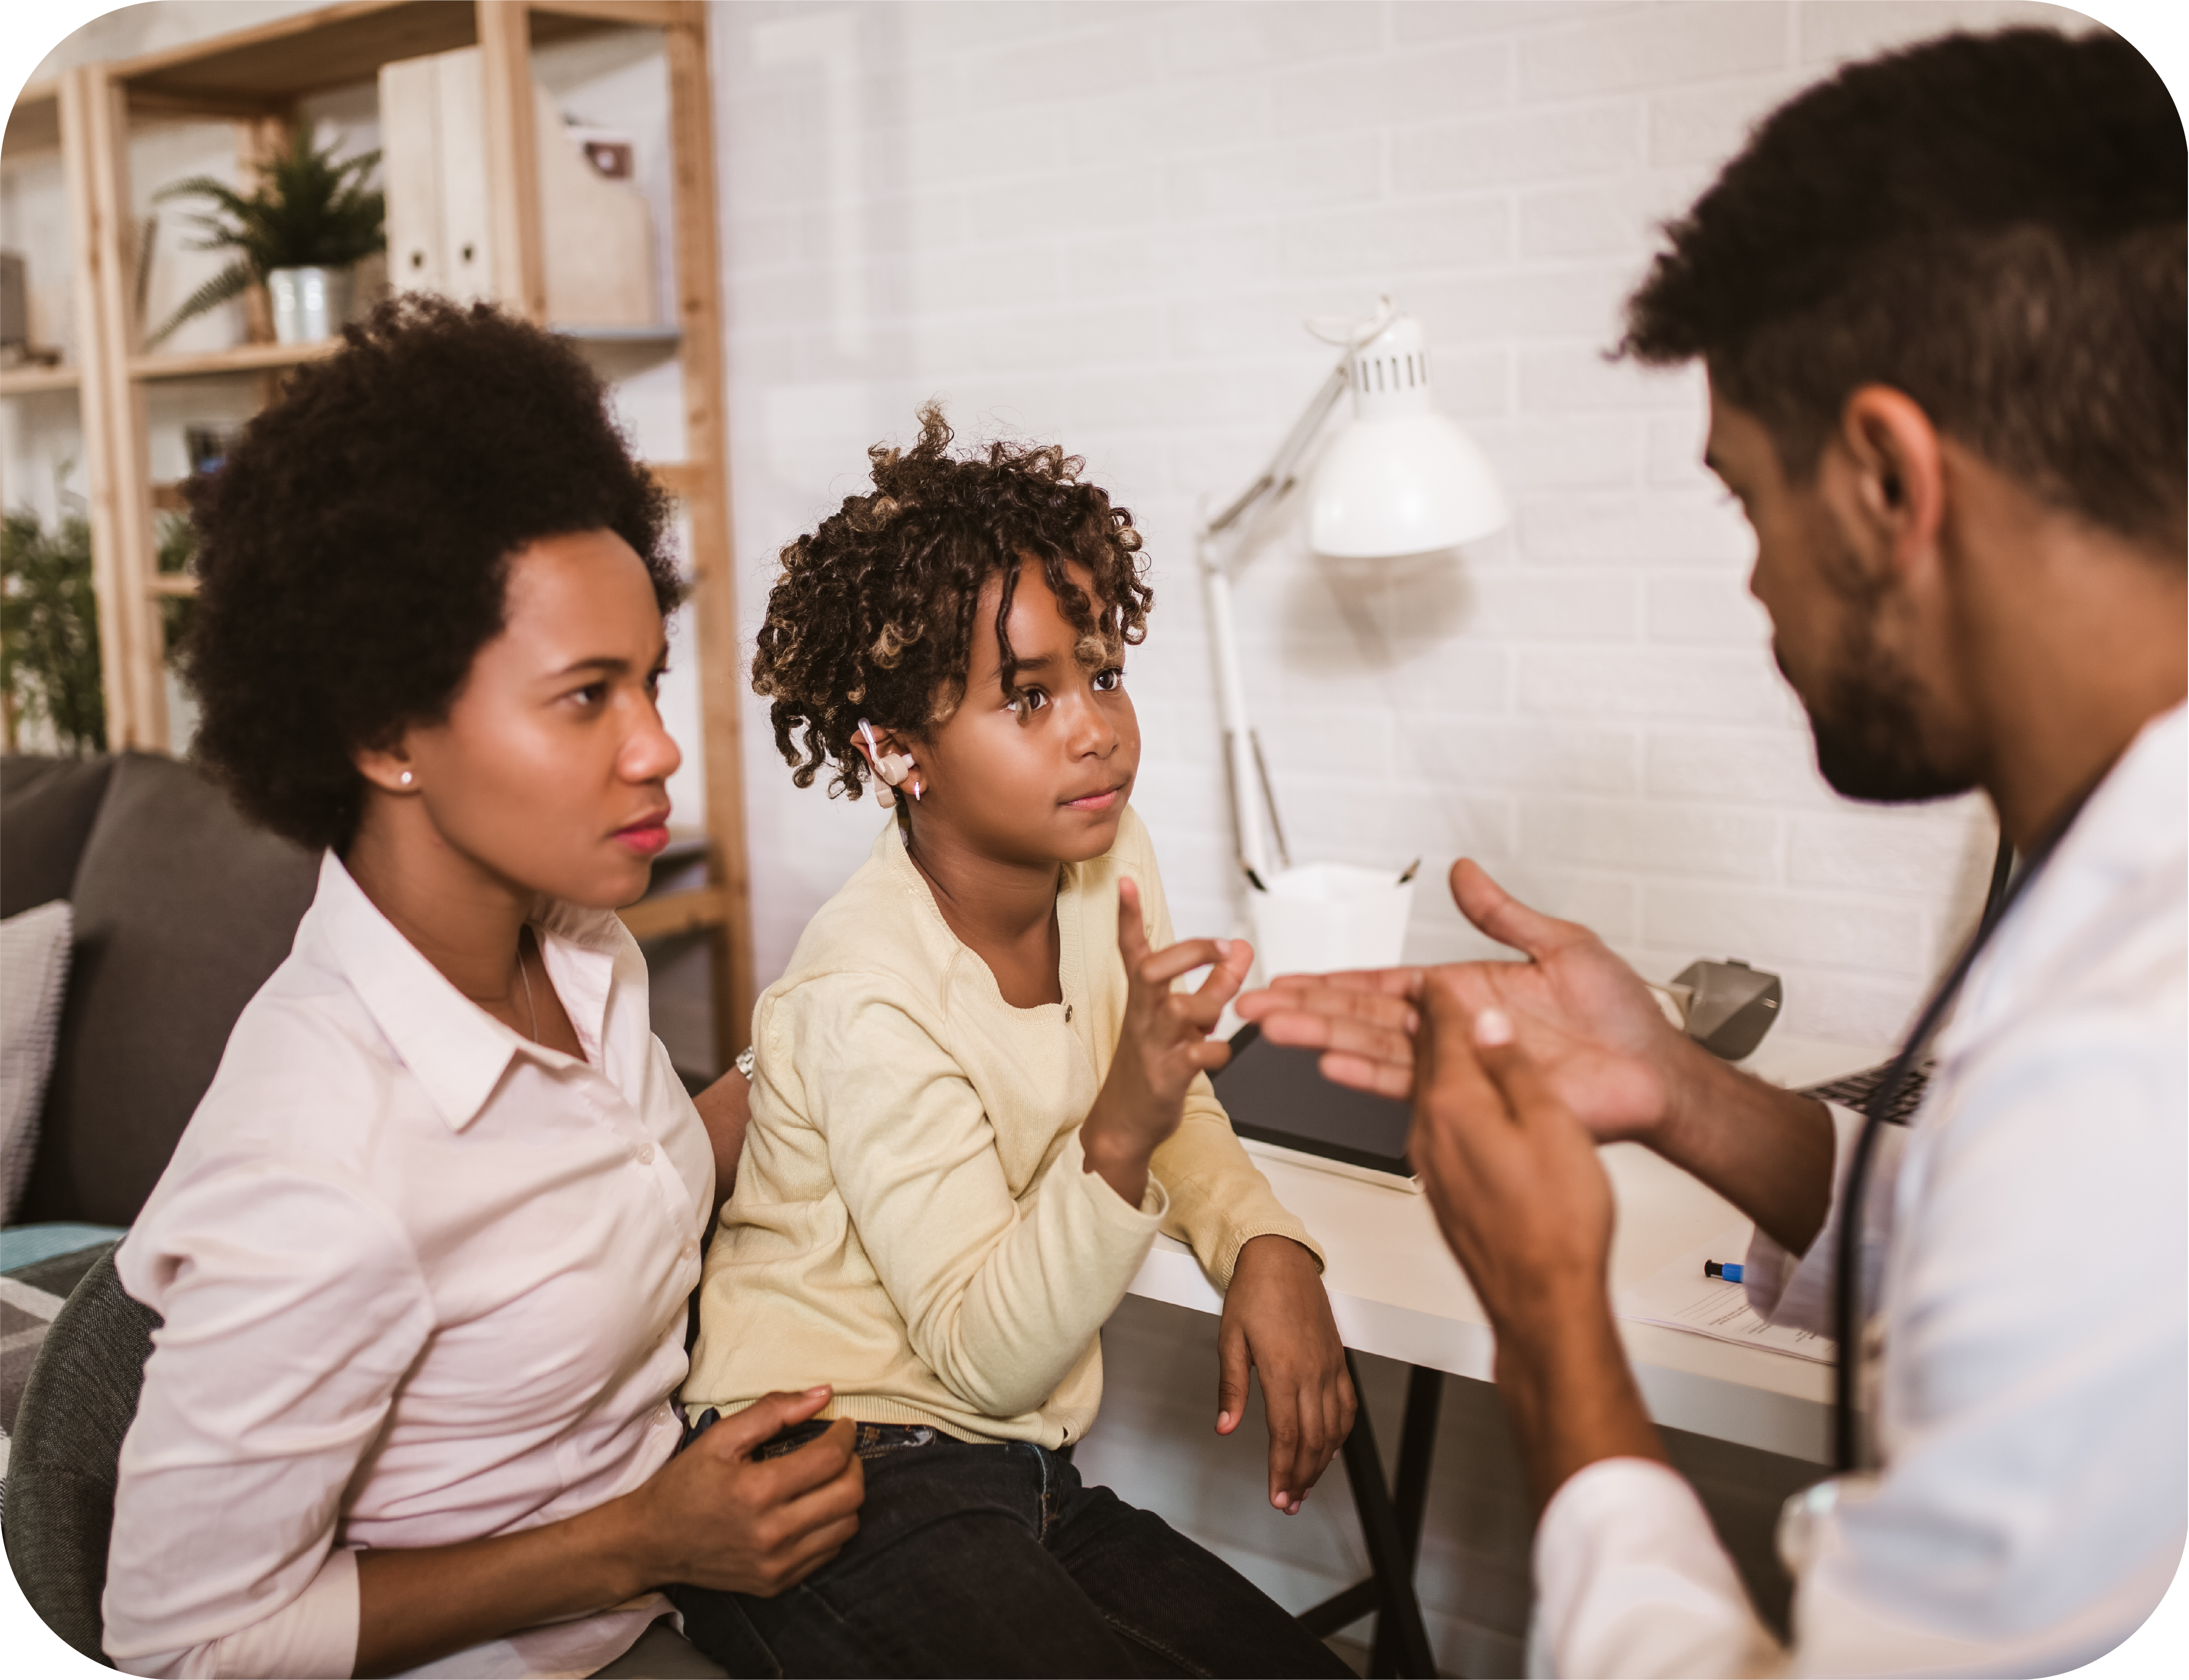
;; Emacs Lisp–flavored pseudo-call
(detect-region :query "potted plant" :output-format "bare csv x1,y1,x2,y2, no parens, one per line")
144,130,383,350
1,505,105,755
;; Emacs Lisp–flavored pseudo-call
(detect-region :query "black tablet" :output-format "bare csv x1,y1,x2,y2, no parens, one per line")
1212,1023,1417,1187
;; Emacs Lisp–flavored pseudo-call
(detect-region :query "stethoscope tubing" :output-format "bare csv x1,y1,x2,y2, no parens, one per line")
1831,791,2096,1472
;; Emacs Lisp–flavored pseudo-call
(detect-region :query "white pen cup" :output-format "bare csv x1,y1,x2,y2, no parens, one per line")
1248,861,1416,981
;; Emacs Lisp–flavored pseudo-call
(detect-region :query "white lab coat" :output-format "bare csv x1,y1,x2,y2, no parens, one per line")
1531,703,2187,1677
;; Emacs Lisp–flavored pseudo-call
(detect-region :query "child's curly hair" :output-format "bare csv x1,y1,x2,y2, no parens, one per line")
754,404,1152,801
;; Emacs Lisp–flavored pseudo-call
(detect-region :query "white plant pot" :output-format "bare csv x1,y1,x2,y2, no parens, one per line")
1248,862,1416,981
267,265,355,345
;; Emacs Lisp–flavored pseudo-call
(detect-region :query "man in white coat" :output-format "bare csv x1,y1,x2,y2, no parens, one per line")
1240,25,2185,1676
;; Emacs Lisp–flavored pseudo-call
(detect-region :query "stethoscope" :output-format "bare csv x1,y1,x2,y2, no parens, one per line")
1830,787,2098,1472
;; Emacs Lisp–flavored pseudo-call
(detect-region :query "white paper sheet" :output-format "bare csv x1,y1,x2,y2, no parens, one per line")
1615,1222,1833,1364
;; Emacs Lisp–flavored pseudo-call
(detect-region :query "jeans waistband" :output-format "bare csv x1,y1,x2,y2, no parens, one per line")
681,1409,940,1463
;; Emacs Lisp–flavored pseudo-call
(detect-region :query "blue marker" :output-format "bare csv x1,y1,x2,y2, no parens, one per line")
1703,1260,1744,1283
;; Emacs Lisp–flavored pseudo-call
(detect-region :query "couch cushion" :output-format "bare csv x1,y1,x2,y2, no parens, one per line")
2,902,72,1223
0,757,114,920
17,755,317,1227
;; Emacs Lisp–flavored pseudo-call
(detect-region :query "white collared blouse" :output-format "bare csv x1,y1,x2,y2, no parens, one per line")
104,851,712,1678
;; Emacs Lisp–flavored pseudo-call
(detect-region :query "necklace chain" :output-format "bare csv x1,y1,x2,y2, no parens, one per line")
517,935,538,1042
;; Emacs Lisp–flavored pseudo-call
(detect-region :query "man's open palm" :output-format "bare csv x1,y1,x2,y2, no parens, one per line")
1236,859,1694,1143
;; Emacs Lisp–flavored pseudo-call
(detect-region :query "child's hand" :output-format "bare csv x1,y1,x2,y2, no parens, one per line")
1081,876,1252,1206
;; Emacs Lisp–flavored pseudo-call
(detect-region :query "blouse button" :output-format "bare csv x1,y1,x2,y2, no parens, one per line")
680,1239,700,1262
635,1142,656,1165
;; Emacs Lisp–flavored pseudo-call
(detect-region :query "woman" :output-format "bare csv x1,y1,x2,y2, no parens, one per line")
102,297,857,1679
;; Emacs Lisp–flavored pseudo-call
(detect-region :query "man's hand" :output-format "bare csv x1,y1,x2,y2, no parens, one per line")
1237,859,1838,1254
1082,876,1253,1206
627,1388,864,1596
1217,1235,1356,1516
1409,981,1664,1510
1237,859,1694,1143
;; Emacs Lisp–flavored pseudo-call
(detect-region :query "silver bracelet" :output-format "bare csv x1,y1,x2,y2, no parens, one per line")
735,1043,756,1080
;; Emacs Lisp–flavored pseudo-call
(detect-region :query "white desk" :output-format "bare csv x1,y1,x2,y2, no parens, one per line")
1126,1034,1880,1466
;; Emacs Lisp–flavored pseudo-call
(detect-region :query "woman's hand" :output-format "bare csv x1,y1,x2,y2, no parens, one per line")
1081,876,1253,1206
626,1388,864,1596
1217,1235,1356,1515
354,1389,863,1676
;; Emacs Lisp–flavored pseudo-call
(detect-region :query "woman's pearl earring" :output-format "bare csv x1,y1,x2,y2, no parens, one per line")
398,770,414,787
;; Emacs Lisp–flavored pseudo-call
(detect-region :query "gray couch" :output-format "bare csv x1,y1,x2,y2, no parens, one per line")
2,752,319,1661
1,752,319,1229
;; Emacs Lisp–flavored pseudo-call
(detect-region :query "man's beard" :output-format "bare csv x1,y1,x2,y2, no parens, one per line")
1787,576,1973,805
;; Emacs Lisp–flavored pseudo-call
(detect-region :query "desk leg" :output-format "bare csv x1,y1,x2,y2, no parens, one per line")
1368,1364,1443,1675
1302,1353,1439,1677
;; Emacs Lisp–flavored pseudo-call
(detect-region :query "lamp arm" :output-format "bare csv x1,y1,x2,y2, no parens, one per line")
1202,360,1352,541
1198,357,1352,885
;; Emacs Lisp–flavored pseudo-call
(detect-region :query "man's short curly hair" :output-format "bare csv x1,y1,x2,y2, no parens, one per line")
182,295,677,852
1620,27,2185,548
752,404,1151,802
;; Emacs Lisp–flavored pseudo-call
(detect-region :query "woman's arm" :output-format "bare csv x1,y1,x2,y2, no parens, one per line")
691,1065,753,1216
107,1163,859,1680
354,1389,860,1677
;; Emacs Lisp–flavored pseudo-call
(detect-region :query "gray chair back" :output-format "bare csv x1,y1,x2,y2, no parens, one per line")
1,1249,160,1664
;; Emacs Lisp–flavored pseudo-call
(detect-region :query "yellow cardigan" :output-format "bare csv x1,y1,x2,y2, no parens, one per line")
684,806,1322,1447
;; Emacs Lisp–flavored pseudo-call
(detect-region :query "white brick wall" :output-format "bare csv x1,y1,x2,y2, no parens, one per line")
713,0,2088,1055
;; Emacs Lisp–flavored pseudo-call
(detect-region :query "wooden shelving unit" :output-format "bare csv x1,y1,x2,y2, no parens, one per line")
129,339,345,381
6,0,755,1062
0,365,81,396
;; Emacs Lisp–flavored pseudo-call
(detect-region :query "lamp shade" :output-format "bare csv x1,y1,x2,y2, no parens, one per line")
1308,313,1507,559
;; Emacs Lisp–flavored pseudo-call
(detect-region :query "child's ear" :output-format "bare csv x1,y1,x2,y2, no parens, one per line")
855,719,919,805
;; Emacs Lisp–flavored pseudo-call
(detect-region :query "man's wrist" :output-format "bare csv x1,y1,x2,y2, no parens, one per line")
1647,1027,1737,1157
1495,1301,1665,1511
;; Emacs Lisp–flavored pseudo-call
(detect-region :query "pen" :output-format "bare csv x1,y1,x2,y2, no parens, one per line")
1703,1260,1744,1283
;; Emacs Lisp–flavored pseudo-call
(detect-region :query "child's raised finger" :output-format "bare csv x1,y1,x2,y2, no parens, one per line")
1115,877,1151,969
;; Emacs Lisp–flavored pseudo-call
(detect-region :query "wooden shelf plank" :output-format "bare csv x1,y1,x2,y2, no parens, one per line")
116,2,476,105
0,365,81,396
107,0,645,109
531,1,689,30
618,884,728,944
131,339,340,381
555,325,681,345
645,460,703,502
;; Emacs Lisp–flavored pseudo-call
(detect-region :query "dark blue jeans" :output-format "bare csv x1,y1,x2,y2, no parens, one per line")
668,1417,1352,1679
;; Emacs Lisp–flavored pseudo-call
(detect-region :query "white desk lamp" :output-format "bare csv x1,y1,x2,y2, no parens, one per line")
1197,300,1508,940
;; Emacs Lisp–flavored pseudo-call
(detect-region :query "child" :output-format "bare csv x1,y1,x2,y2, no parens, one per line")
674,409,1354,1677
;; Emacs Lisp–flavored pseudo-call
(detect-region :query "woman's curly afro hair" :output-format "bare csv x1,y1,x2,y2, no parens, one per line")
753,403,1152,802
182,295,677,852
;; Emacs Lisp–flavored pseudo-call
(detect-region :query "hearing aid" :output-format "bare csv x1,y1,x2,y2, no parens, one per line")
858,720,920,807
